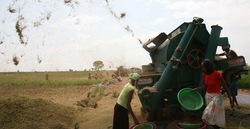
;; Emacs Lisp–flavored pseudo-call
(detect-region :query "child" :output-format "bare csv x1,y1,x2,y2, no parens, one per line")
194,59,233,128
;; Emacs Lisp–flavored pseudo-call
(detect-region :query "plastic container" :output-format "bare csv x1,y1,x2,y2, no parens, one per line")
175,120,206,129
178,122,202,129
129,122,156,129
177,88,204,111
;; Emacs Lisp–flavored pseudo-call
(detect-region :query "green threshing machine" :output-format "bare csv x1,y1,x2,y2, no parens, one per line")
136,17,248,122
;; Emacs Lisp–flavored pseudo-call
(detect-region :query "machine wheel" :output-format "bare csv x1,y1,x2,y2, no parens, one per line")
186,49,204,69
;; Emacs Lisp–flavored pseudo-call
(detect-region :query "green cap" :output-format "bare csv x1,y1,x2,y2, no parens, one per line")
129,73,140,80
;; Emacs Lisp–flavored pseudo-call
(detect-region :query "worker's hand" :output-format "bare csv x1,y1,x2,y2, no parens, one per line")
134,118,139,125
193,88,198,91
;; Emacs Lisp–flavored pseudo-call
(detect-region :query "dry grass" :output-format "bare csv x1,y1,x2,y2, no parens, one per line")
225,103,250,129
0,95,78,129
76,86,105,108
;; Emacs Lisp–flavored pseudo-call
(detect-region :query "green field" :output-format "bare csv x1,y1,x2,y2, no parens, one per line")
237,74,250,89
0,71,104,87
0,70,249,89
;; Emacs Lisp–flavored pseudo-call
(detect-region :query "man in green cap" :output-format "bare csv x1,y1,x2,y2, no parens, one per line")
112,73,140,129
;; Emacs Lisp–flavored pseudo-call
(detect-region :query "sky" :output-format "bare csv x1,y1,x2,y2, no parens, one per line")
0,0,249,72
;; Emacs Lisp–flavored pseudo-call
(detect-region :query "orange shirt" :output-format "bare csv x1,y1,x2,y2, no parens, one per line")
203,70,222,93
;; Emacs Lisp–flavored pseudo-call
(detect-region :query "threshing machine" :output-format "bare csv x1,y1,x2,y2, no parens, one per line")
136,17,248,122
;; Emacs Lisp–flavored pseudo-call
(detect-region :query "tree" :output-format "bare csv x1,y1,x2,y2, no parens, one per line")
115,66,130,77
93,60,104,71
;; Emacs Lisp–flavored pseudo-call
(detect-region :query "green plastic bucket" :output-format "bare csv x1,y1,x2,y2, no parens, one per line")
129,122,156,129
177,88,204,111
175,120,207,129
178,122,202,129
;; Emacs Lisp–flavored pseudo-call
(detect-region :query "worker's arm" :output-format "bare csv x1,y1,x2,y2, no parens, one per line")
228,50,238,57
220,76,234,108
215,52,225,56
127,90,139,125
193,85,206,91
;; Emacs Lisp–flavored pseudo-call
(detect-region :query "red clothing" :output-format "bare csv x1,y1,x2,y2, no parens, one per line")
203,70,222,93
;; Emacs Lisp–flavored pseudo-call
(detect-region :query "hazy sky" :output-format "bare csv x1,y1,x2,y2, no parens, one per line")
0,0,249,72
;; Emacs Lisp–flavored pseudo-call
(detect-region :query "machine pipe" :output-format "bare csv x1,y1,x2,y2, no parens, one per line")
205,25,223,60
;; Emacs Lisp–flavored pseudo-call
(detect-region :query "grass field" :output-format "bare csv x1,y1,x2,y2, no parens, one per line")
0,71,107,87
0,70,249,89
238,74,250,89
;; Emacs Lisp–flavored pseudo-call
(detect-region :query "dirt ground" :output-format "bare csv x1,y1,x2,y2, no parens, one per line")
0,78,249,129
0,78,141,129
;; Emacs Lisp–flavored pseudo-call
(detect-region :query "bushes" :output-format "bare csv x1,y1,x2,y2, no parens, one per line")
238,74,250,89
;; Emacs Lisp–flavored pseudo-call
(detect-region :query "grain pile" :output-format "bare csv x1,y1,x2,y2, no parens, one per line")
0,95,78,129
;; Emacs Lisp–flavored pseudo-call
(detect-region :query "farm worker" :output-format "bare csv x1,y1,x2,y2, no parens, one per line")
216,45,242,86
194,59,233,128
88,72,91,80
229,76,240,108
216,45,237,59
216,45,242,107
112,72,140,129
45,72,49,80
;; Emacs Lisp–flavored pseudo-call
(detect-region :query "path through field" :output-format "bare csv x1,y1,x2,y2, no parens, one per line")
237,93,250,104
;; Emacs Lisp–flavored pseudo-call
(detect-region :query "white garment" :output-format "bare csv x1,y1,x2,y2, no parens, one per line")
202,94,226,128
